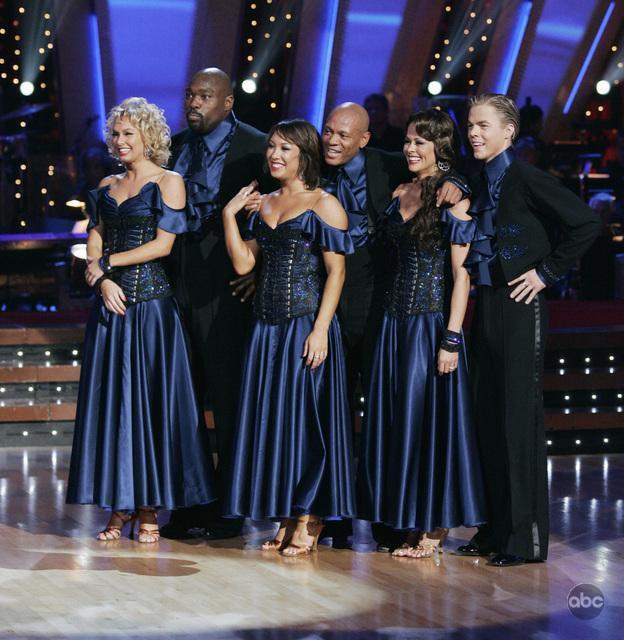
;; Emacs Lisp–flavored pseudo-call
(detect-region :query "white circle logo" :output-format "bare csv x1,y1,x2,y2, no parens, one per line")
567,584,605,620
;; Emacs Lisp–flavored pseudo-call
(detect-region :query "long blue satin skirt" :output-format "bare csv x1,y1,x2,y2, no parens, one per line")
358,311,487,531
224,313,356,520
66,296,217,511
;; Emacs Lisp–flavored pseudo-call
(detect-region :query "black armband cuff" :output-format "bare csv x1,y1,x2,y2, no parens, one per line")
440,329,462,352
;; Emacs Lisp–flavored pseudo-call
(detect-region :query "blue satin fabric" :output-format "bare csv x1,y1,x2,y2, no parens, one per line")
464,148,515,286
67,185,216,512
224,314,355,520
87,181,188,235
358,200,486,531
243,209,355,254
322,152,369,248
224,209,356,520
357,312,487,530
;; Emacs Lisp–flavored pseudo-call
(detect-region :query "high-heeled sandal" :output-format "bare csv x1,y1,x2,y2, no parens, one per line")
96,511,136,541
281,518,324,556
407,528,448,559
391,531,421,557
262,518,297,551
137,508,160,544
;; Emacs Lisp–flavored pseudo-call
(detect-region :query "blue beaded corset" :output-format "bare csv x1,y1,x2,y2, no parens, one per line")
87,182,188,306
384,221,446,319
254,223,324,324
382,200,476,320
245,210,354,325
101,212,172,305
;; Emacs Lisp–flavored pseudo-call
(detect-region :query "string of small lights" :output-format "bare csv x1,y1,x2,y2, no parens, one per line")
423,0,500,97
234,0,301,130
0,0,59,232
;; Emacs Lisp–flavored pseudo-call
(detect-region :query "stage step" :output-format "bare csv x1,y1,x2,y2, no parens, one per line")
0,322,622,449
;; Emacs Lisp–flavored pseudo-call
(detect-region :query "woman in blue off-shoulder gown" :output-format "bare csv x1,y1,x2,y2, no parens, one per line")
66,98,216,543
357,109,486,558
222,119,355,556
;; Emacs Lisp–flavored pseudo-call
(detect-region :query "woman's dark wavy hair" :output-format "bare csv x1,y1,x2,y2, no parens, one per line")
404,108,456,250
266,119,322,189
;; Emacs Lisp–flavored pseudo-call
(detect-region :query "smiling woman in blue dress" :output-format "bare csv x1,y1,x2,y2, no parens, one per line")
357,109,487,558
66,97,216,543
221,119,355,556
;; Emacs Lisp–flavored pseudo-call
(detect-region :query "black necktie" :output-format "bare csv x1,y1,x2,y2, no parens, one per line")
188,136,206,178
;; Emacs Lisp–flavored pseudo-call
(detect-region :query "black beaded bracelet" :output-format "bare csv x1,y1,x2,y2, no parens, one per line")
98,255,114,274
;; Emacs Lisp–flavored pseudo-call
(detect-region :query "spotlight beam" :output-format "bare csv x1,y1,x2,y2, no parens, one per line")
563,1,615,114
429,0,504,88
17,0,57,85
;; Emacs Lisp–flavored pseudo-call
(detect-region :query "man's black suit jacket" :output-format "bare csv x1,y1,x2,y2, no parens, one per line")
165,121,270,312
169,121,270,210
361,147,410,232
476,160,600,285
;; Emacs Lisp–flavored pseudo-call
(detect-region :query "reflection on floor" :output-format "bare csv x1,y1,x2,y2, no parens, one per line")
0,448,623,640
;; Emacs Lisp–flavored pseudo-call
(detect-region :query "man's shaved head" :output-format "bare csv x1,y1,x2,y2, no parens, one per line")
185,67,234,133
322,102,371,166
191,68,233,95
328,102,370,132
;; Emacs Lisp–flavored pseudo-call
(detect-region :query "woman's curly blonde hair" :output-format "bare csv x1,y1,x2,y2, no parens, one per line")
104,97,171,166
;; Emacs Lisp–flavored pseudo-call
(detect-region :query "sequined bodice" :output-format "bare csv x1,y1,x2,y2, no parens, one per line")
382,200,476,319
384,221,446,318
253,220,324,324
89,183,187,306
246,210,353,325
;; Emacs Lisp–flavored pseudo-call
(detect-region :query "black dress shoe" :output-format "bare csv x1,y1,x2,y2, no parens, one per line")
204,522,243,540
319,519,353,549
455,542,491,556
159,523,206,540
318,534,353,549
488,553,525,567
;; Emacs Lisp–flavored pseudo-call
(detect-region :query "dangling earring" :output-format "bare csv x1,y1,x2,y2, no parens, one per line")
437,160,450,172
144,146,153,159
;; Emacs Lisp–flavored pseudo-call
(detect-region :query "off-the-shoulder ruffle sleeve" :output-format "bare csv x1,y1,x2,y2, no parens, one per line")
141,182,188,234
440,208,476,245
86,187,101,230
242,211,260,240
301,210,354,254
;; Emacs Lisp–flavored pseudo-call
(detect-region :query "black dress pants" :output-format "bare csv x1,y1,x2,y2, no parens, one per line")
165,228,252,528
338,244,385,407
469,282,549,560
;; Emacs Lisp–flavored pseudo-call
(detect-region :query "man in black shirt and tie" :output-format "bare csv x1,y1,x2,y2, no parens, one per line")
162,67,270,540
320,102,467,550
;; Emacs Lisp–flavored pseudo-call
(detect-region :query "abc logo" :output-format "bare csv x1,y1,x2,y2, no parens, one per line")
567,584,605,620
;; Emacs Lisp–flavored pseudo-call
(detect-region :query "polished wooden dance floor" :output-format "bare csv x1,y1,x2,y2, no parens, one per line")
0,448,622,640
